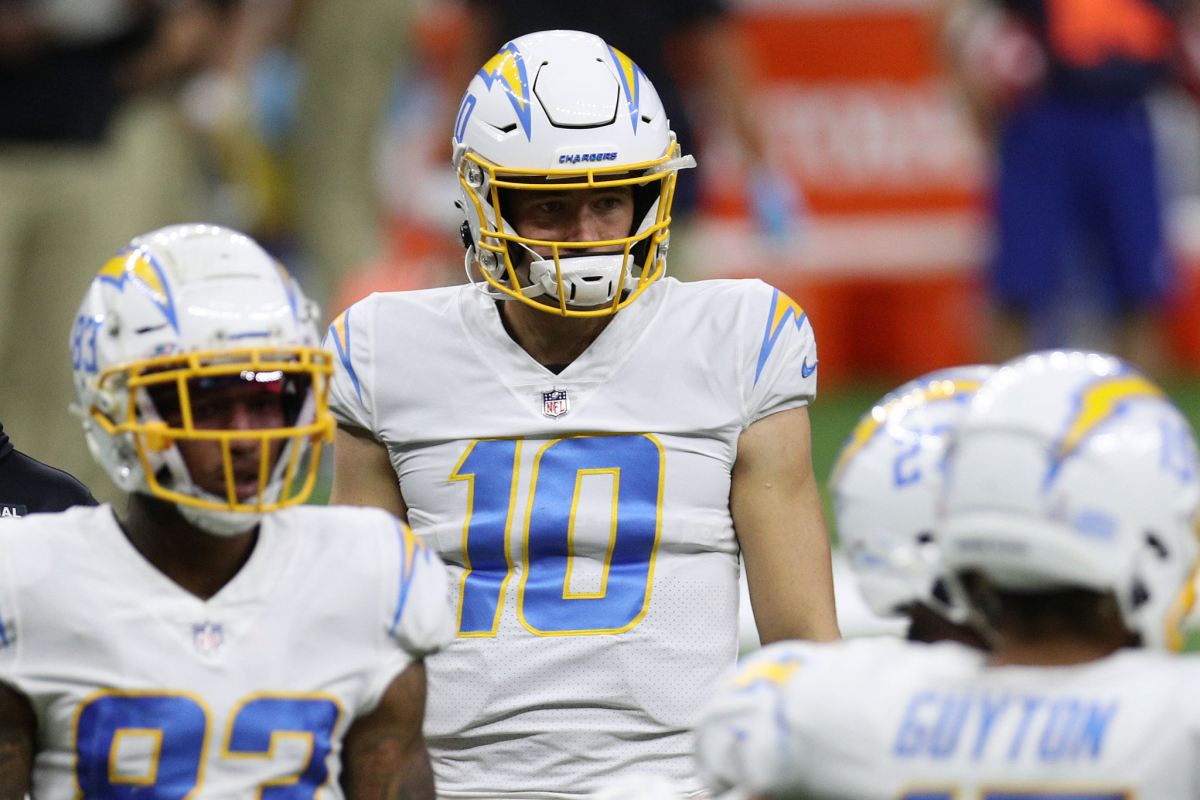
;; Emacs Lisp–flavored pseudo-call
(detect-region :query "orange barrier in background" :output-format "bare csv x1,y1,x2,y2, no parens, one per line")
692,2,987,387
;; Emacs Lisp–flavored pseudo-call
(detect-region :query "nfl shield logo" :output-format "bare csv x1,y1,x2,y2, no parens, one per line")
542,389,570,418
193,622,223,655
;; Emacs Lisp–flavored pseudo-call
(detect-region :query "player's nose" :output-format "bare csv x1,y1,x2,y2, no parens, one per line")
571,207,611,247
227,401,259,432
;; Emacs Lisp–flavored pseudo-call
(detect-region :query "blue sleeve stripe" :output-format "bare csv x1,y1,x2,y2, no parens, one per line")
391,521,426,632
327,306,363,403
755,288,808,385
0,608,9,647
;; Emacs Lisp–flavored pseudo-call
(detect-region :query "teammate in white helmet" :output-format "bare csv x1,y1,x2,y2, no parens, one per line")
327,30,839,797
0,225,456,800
832,365,996,647
698,351,1200,799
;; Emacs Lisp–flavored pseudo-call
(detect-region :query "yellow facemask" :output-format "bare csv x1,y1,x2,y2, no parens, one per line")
458,144,693,317
89,346,335,513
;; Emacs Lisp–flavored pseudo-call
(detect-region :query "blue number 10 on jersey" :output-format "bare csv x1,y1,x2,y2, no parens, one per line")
450,433,665,637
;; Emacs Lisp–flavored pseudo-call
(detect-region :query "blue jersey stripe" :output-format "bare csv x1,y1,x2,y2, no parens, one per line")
391,521,425,632
328,305,363,402
755,288,808,385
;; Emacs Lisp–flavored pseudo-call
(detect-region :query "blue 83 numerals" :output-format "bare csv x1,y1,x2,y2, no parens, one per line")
75,691,340,800
451,433,665,637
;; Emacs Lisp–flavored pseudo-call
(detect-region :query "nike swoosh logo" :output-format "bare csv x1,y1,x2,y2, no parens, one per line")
801,358,818,378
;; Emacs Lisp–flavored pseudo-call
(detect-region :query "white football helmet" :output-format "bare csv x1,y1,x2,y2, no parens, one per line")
832,365,997,620
940,351,1200,650
71,224,335,535
452,30,696,316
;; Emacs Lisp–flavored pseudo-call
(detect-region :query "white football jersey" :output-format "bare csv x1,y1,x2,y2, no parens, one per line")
325,277,818,797
699,637,1200,799
0,504,455,800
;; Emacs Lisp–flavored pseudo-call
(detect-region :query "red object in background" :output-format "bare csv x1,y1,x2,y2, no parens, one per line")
1167,261,1200,369
729,273,985,391
706,5,988,387
1046,0,1174,68
739,12,937,84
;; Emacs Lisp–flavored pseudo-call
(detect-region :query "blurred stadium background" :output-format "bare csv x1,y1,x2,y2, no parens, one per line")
7,0,1200,636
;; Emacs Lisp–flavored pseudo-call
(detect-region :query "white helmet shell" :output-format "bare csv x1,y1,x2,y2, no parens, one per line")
455,30,670,171
832,365,997,619
940,351,1200,650
452,30,694,315
71,224,329,534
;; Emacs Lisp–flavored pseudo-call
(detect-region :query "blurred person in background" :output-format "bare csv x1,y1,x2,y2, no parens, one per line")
0,418,96,514
443,0,804,265
698,351,1200,799
0,0,238,502
945,0,1185,376
831,365,996,649
292,0,416,305
177,0,418,308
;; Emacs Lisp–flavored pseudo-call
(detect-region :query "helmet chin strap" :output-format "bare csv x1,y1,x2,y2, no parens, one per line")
464,246,546,300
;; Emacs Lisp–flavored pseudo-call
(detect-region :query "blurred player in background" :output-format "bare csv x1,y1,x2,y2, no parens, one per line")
945,0,1183,375
0,0,246,502
0,418,97,514
831,365,996,648
698,350,1200,798
292,0,417,302
0,224,454,800
444,1,803,247
329,31,838,797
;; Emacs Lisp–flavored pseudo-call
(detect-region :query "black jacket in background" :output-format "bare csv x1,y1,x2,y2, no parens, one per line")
0,422,98,516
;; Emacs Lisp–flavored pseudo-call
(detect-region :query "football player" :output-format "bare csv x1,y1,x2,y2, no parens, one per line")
832,365,996,647
698,351,1200,799
327,30,839,796
0,225,455,800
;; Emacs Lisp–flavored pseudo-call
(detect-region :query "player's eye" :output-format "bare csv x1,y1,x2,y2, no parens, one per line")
595,196,623,210
248,394,284,420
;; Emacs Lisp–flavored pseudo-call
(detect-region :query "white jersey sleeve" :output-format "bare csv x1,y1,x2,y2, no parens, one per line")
325,295,379,431
696,640,827,796
740,281,818,428
355,507,456,712
385,517,456,657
